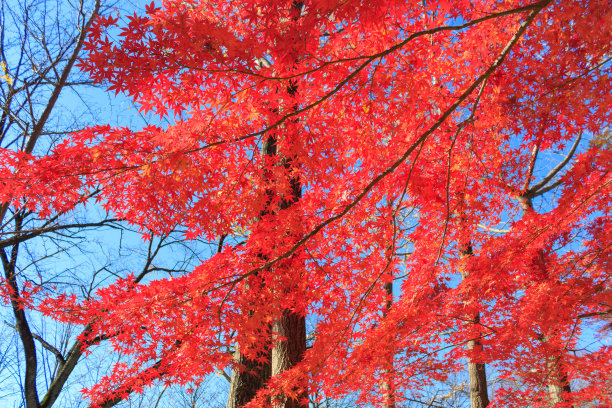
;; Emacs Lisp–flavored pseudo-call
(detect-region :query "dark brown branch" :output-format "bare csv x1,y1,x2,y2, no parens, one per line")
23,0,101,154
576,309,612,319
522,144,540,192
528,132,582,197
40,324,94,408
0,218,120,248
4,321,65,364
41,232,171,408
181,0,553,83
1,214,39,408
179,0,553,156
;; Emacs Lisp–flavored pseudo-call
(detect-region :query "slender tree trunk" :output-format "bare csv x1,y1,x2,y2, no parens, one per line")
464,314,490,408
381,280,395,408
1,214,40,408
460,243,490,408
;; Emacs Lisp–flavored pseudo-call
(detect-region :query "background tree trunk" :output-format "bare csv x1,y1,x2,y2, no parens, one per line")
464,314,490,408
460,243,490,408
382,281,395,408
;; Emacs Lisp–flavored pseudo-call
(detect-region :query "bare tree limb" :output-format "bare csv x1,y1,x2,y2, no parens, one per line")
4,321,65,364
527,132,582,197
0,218,120,248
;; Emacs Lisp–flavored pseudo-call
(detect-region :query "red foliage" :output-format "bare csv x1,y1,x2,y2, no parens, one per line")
2,0,611,406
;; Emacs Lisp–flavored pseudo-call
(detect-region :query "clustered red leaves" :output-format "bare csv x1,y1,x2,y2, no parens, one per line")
2,0,612,406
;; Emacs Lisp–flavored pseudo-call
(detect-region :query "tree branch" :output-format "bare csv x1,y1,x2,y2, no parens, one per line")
0,219,120,248
527,132,582,197
0,0,102,225
1,214,40,408
4,321,65,364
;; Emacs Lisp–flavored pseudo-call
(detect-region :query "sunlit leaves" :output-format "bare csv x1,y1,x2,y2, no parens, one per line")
1,0,611,406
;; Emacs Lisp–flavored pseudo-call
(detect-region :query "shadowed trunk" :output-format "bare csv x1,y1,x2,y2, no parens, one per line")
540,337,572,407
227,345,272,408
272,310,307,408
226,135,277,408
270,164,308,408
464,313,489,408
226,134,307,408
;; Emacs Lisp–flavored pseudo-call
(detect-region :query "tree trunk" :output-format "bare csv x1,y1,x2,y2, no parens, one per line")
226,135,278,408
226,138,307,408
226,134,306,408
271,310,307,408
1,214,40,408
465,314,490,408
227,344,272,408
270,109,308,407
541,339,572,407
546,359,571,405
460,243,490,408
381,281,395,408
227,3,306,406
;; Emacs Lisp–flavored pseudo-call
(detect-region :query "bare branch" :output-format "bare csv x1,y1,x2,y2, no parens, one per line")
23,0,101,154
4,321,65,364
0,0,102,225
527,132,582,197
477,223,511,234
0,218,120,248
522,144,540,192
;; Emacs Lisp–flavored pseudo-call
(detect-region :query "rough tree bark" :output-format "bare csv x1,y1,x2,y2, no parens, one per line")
226,137,278,408
226,126,306,408
546,356,572,405
270,121,308,408
271,308,307,408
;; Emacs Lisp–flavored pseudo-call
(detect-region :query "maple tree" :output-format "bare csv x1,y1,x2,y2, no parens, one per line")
1,0,611,407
